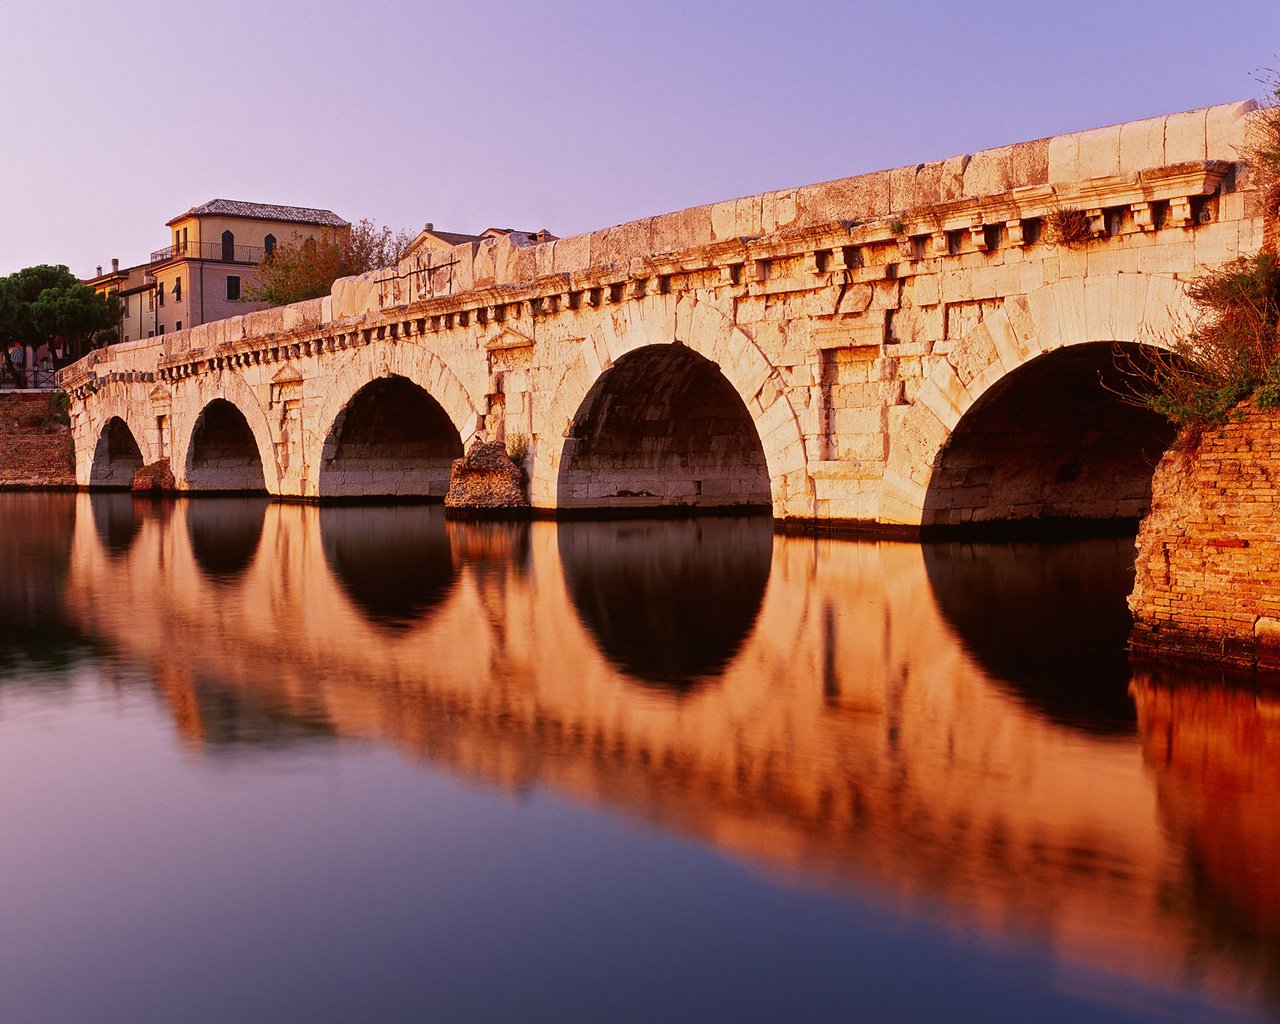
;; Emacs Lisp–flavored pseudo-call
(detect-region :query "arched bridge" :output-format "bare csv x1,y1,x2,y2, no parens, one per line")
60,101,1265,529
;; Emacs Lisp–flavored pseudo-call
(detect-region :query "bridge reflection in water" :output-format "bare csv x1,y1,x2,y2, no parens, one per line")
50,494,1280,1014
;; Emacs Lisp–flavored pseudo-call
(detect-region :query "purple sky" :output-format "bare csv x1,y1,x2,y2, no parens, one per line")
2,0,1278,279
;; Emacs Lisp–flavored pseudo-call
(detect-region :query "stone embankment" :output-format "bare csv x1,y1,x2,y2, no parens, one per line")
0,392,75,489
1130,402,1280,671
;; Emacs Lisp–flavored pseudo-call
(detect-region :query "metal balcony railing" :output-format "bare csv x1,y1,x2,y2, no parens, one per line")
149,240,267,265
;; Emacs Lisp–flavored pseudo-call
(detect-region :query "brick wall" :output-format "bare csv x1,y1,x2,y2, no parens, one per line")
1130,402,1280,669
0,393,75,488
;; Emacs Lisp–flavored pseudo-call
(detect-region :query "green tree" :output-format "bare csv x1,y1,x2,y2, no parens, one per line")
0,265,120,387
245,219,410,307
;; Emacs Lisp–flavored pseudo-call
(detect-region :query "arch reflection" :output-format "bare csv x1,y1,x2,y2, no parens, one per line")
923,536,1138,732
89,492,144,558
557,516,773,690
186,497,269,584
319,505,457,630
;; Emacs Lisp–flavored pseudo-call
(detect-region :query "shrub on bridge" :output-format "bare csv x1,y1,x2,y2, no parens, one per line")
1122,77,1280,434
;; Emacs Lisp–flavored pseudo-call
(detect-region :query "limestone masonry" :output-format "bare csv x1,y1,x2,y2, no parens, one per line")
59,101,1267,528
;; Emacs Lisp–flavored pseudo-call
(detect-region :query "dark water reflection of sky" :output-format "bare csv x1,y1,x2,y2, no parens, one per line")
0,492,1276,1024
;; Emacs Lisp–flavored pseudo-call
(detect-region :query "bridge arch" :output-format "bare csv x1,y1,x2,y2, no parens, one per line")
535,295,812,516
184,398,270,493
318,375,465,499
170,376,278,494
310,347,480,500
883,276,1190,529
88,415,147,487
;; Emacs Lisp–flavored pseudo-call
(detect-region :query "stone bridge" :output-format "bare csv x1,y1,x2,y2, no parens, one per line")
60,100,1266,528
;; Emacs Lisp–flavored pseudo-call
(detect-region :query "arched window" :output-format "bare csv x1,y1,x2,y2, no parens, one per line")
221,230,235,262
264,233,276,257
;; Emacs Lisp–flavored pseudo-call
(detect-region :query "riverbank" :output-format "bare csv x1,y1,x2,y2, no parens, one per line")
0,392,75,489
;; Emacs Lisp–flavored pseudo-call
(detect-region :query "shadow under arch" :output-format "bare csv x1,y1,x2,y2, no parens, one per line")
185,497,269,584
319,375,463,500
89,417,144,488
185,399,268,493
557,516,774,692
922,342,1176,533
557,345,771,513
922,536,1138,734
319,505,458,630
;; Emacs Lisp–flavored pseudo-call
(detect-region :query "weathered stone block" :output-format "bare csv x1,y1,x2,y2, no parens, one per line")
1076,125,1122,179
796,171,891,225
1165,108,1208,164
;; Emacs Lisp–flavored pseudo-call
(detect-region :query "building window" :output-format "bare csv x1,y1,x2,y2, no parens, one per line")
159,325,165,335
222,230,235,262
158,282,165,306
227,275,240,300
173,277,181,302
147,289,154,311
264,233,276,257
176,320,182,331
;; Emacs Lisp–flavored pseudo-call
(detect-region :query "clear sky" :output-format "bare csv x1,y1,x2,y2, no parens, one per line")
2,0,1278,278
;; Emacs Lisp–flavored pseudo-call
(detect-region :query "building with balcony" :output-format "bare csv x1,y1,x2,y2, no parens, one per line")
87,199,349,341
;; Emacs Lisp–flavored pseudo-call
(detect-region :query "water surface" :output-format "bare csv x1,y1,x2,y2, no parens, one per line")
1,493,1276,1023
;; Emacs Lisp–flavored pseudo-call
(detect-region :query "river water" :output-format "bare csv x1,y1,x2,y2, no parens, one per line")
1,492,1277,1023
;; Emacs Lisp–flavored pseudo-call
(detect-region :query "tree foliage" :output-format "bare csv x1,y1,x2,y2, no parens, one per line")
245,220,411,307
0,265,120,387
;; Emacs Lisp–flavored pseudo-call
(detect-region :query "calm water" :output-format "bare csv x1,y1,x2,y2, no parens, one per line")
1,492,1278,1023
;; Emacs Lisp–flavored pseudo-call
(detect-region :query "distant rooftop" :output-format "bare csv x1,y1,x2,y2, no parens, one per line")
400,222,558,261
167,199,350,228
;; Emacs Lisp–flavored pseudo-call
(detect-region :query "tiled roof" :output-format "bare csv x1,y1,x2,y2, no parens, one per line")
425,228,484,246
167,199,349,228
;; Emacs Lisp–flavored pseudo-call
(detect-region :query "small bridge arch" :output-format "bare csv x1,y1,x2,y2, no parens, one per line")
89,415,148,488
308,345,481,501
184,398,270,493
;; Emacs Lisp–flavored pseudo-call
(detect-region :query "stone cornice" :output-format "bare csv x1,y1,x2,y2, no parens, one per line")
56,159,1245,401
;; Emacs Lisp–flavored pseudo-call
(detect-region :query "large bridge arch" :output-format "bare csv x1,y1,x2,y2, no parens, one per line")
882,276,1191,529
533,294,812,517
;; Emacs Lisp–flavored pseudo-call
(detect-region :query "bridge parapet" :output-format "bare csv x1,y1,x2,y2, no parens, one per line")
60,100,1268,527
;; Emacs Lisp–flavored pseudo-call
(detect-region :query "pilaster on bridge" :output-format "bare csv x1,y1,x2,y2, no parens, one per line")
61,100,1266,530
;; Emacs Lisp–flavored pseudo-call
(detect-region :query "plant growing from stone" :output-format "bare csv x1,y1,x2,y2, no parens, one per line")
506,432,529,468
1120,74,1280,433
1046,205,1092,247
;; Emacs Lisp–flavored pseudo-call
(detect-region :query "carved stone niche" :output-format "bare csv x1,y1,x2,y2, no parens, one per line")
269,365,303,409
